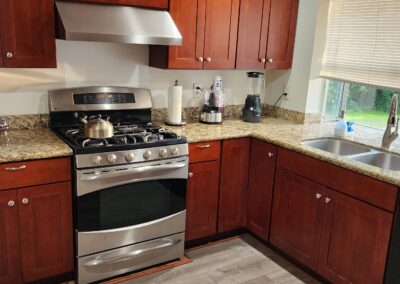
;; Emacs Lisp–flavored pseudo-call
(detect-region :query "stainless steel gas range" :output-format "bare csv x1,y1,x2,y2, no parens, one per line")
49,87,188,284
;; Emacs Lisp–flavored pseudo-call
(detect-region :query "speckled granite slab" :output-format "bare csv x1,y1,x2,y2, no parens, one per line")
0,129,73,163
164,118,400,186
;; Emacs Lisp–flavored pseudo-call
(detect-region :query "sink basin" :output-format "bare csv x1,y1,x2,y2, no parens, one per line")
301,138,372,156
350,152,400,171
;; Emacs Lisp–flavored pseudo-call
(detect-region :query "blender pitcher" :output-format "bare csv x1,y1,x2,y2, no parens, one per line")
242,72,265,123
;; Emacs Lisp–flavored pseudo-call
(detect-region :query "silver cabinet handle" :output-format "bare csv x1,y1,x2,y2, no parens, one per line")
21,198,29,205
8,200,15,207
206,57,211,62
197,144,211,149
325,197,331,204
267,58,274,63
188,172,194,178
198,57,204,62
260,58,266,63
267,152,274,158
5,165,27,171
6,52,13,59
316,193,322,199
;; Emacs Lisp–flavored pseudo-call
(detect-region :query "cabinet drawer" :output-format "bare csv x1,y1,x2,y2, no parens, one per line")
0,157,71,191
189,141,221,163
277,148,398,212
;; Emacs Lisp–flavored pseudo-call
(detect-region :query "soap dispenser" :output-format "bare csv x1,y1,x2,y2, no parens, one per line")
334,111,347,138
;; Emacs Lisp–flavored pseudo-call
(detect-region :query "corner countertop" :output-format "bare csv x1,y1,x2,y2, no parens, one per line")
0,128,73,163
165,118,400,186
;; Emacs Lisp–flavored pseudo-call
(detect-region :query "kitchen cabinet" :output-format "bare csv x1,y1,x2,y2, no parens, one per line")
218,138,250,232
0,0,56,67
0,190,21,284
0,158,73,283
246,139,276,241
317,189,392,284
236,0,299,69
149,0,239,69
270,167,325,270
271,148,396,282
186,161,220,241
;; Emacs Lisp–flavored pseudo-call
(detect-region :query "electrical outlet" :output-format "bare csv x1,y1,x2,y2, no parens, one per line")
283,84,289,100
193,83,203,97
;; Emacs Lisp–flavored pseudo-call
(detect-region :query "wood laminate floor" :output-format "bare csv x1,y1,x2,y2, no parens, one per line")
125,234,320,284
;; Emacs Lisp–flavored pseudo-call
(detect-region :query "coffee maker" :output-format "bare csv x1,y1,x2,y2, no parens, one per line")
242,72,265,123
199,76,225,124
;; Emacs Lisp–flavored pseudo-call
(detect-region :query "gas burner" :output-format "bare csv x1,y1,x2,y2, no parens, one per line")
66,128,81,136
81,138,109,148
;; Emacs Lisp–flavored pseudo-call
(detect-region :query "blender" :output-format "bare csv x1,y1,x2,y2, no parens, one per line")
242,72,265,123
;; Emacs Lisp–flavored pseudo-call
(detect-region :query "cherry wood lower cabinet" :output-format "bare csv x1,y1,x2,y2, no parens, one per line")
186,161,220,241
68,0,168,8
246,139,276,240
317,189,393,284
0,190,21,284
270,168,325,269
218,138,250,232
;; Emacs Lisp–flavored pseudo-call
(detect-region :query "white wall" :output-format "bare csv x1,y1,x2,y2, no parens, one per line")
0,41,253,115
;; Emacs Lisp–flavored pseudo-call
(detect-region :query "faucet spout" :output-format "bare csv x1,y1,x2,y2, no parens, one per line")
382,94,399,149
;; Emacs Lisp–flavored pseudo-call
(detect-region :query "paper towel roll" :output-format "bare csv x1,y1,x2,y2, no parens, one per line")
167,84,183,124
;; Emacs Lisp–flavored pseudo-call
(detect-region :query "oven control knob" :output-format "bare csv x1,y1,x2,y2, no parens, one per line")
143,150,152,160
92,155,102,165
159,148,168,158
170,147,179,156
125,153,135,163
107,154,118,164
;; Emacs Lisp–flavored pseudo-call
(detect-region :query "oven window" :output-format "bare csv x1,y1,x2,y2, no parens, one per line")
76,179,186,232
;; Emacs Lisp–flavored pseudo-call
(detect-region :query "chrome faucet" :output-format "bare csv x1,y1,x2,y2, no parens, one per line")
382,94,399,149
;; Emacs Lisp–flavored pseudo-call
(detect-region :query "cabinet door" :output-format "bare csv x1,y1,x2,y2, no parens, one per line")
265,0,298,69
186,161,220,241
270,168,325,270
218,138,250,232
236,0,271,69
0,190,21,284
116,0,168,9
318,189,393,284
168,0,206,69
246,140,276,240
203,0,239,69
0,0,56,67
18,182,73,283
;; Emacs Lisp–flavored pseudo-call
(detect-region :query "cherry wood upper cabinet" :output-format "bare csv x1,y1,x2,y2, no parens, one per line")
149,0,239,69
116,0,168,9
246,139,276,241
203,0,239,69
218,138,250,232
266,0,299,69
18,182,73,283
317,189,393,284
0,190,22,284
236,0,298,69
186,161,220,241
0,0,56,67
270,168,325,270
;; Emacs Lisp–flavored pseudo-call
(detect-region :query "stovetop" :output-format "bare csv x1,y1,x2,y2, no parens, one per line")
55,121,187,155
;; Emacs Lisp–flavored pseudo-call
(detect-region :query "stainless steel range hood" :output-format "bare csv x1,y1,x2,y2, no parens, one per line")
55,1,182,46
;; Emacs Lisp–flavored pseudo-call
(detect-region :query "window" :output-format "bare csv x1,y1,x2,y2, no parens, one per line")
323,80,397,129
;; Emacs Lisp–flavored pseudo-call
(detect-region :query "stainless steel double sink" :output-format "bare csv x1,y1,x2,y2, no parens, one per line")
301,138,400,171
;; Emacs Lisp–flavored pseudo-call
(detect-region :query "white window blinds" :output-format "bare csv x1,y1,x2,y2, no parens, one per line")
320,0,400,91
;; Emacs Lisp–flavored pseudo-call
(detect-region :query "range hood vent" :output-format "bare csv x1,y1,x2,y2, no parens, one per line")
55,1,182,46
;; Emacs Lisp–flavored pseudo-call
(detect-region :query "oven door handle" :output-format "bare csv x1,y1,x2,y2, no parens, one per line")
83,238,182,267
81,162,187,181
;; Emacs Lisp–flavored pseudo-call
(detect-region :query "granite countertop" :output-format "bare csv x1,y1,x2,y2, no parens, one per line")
165,118,400,186
0,128,73,163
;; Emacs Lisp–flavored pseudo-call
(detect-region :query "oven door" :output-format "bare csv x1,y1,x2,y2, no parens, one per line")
75,157,188,256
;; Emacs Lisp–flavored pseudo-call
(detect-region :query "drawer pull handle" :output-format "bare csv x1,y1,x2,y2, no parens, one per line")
325,197,331,204
5,165,27,171
267,152,274,158
8,200,15,207
188,172,194,178
197,145,211,149
316,193,322,200
21,198,29,205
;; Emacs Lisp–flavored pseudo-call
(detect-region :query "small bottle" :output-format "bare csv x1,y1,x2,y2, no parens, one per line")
334,111,347,138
